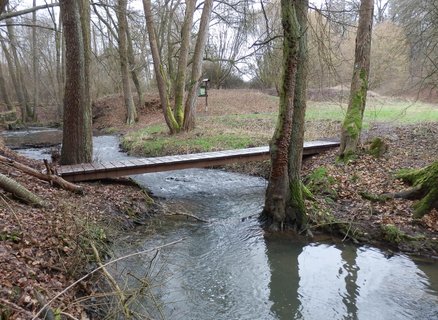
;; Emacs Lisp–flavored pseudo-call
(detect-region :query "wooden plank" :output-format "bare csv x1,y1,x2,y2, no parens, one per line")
59,140,340,181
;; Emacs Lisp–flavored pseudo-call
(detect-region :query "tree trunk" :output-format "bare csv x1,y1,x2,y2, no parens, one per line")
173,0,196,129
1,36,26,121
0,62,13,111
339,0,374,159
396,161,438,218
0,173,45,207
6,16,32,121
117,0,137,125
126,22,144,108
262,0,300,230
0,0,7,14
286,0,309,231
60,0,93,164
142,0,178,133
55,3,63,121
183,0,214,131
32,0,39,121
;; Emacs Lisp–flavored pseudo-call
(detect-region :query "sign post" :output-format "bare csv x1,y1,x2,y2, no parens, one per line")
198,78,209,112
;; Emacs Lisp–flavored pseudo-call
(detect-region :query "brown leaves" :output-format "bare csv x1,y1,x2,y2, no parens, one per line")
303,123,438,254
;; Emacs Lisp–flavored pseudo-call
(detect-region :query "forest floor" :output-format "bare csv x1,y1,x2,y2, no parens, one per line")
0,88,437,319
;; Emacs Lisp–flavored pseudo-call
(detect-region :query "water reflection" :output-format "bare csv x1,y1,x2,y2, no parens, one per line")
265,235,303,319
266,239,438,320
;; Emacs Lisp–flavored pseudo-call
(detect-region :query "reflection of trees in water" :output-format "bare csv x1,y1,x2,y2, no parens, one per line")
412,257,438,293
265,237,304,319
340,245,359,320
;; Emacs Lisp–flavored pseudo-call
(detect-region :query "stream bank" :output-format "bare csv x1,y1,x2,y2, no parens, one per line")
1,129,438,319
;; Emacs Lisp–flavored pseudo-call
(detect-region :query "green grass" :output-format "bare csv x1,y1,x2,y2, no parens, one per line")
121,95,438,157
121,120,263,156
307,99,438,124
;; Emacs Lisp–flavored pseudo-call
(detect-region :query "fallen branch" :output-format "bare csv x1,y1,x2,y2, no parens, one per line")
32,238,185,320
165,212,209,223
0,155,83,194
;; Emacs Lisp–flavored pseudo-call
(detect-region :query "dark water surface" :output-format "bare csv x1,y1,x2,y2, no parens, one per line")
7,132,438,320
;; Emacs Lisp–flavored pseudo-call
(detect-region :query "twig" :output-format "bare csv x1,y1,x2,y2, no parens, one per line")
165,212,209,223
59,312,80,320
0,194,23,231
32,238,185,320
90,243,131,319
0,298,34,319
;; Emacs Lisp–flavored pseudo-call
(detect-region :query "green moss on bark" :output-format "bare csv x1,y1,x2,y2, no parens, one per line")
397,161,438,218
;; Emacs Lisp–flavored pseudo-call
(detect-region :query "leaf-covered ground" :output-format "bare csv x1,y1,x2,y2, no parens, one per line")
302,122,438,255
0,142,157,319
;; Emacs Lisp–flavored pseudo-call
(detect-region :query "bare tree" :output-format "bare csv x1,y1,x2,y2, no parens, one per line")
117,0,137,125
60,0,93,164
142,0,214,133
339,0,374,159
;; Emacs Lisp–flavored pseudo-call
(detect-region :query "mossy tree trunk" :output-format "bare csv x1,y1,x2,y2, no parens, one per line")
339,0,374,160
117,0,137,125
286,0,309,231
142,0,213,134
0,173,45,207
183,0,214,131
396,161,438,218
262,0,300,230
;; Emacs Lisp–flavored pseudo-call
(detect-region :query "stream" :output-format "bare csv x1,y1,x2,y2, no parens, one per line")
4,131,438,320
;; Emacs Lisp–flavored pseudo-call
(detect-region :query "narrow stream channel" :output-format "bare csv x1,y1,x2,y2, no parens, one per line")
5,131,438,320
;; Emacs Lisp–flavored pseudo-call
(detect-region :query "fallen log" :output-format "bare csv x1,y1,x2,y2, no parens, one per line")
0,173,45,207
0,154,83,194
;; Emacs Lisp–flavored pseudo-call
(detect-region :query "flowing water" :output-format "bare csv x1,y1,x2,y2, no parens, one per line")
4,131,438,320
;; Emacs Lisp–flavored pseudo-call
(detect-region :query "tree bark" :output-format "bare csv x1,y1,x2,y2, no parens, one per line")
339,0,374,159
173,0,196,129
286,0,309,231
5,15,32,121
117,0,137,125
143,0,178,133
0,61,13,111
60,0,93,165
183,0,214,131
262,0,300,230
126,21,144,108
32,0,39,121
396,161,438,218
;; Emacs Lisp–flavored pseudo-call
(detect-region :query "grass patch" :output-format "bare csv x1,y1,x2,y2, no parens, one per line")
121,93,437,157
307,98,438,124
121,117,269,156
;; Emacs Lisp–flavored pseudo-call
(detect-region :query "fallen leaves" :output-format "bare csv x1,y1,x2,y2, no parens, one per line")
303,122,438,254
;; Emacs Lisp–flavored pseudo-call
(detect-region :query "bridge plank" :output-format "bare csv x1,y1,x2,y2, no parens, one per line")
58,140,339,182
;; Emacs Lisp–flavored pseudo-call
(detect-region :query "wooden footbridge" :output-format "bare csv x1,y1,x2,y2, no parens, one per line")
58,140,339,182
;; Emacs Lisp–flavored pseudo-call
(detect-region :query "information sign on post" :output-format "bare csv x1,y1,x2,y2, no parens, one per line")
198,79,209,112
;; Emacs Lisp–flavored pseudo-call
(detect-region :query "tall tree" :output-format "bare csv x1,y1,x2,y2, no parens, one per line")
286,0,309,229
117,0,137,125
339,0,374,159
32,0,39,120
60,0,93,164
0,62,13,110
142,0,213,133
262,0,308,231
